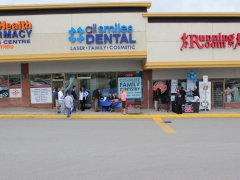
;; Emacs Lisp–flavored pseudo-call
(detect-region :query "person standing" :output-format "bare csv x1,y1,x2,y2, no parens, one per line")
112,93,118,100
180,87,186,103
192,86,200,98
120,88,127,115
175,90,183,114
153,88,161,111
58,87,65,115
65,93,73,119
92,89,100,112
54,86,60,113
71,86,77,113
79,87,89,111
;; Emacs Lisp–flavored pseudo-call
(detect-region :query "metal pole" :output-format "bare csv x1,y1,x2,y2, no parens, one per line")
205,82,207,113
148,80,149,114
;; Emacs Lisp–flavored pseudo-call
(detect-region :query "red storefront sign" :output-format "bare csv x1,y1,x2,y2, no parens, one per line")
153,81,167,93
125,74,133,77
180,33,240,51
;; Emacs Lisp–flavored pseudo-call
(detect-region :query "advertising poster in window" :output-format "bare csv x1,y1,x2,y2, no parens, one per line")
31,87,52,104
10,88,22,98
199,82,211,110
171,79,178,93
118,77,142,99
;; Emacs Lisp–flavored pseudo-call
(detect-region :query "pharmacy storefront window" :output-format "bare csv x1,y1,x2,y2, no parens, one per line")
30,74,52,104
225,79,240,102
0,75,9,98
9,75,22,98
117,71,143,100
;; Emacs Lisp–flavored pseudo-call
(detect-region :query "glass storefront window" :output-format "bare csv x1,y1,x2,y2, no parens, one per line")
30,74,51,87
0,75,9,98
91,72,117,97
9,75,21,88
52,74,64,80
65,74,78,97
177,80,187,90
117,71,143,100
78,73,90,78
225,79,240,102
153,80,169,104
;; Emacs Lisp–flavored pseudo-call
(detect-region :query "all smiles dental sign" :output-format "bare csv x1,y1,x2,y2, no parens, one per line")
68,23,137,51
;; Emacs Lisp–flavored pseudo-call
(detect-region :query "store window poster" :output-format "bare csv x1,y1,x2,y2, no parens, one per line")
118,77,142,99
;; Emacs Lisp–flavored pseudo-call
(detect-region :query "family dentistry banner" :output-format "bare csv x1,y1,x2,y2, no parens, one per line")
118,77,142,99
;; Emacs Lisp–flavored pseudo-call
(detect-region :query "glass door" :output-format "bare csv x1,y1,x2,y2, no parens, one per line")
78,78,91,109
212,80,224,107
52,80,64,108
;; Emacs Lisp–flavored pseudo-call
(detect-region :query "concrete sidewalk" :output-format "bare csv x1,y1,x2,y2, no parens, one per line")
0,107,240,118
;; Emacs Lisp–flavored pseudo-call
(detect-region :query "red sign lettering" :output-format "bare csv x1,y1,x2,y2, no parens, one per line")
125,74,133,77
180,32,240,50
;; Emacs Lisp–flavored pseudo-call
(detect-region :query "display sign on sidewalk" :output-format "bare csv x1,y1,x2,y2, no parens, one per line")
30,87,52,104
199,82,211,110
118,77,142,99
203,75,208,83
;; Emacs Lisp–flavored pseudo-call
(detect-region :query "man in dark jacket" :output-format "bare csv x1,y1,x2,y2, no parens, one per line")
71,86,77,112
175,90,183,114
179,87,186,103
153,88,161,111
92,89,100,112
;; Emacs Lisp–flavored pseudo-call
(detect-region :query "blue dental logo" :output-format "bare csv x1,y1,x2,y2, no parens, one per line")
69,23,137,51
68,27,84,43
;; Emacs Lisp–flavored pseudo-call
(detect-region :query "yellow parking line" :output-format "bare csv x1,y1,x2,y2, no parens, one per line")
153,118,176,134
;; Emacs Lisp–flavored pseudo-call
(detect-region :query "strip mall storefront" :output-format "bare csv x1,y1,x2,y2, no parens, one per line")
1,2,240,109
144,12,240,109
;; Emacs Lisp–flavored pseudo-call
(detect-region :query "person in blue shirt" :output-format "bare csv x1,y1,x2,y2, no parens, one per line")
54,87,60,113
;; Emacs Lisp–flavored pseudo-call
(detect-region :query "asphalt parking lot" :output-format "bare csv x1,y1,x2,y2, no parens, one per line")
1,118,240,180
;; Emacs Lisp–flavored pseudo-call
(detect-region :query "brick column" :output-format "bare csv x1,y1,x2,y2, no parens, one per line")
21,63,31,107
142,70,153,109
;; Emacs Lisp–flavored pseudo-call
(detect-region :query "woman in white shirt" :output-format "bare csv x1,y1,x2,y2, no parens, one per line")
79,87,89,111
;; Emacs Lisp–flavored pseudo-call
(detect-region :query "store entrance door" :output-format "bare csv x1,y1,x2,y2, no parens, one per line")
78,77,91,109
212,80,224,108
52,80,64,108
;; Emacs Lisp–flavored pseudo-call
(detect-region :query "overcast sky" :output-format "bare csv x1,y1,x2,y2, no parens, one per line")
0,0,240,12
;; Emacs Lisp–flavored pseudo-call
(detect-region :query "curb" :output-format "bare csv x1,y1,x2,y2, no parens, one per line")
1,114,240,119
